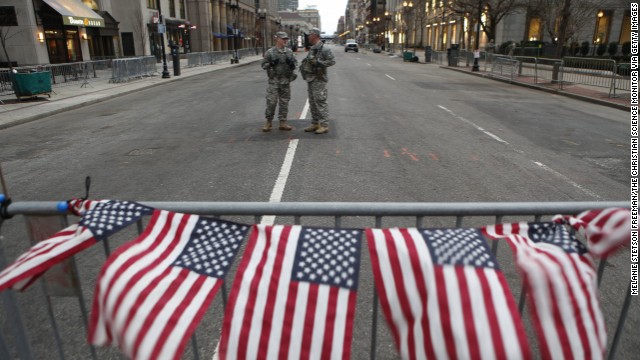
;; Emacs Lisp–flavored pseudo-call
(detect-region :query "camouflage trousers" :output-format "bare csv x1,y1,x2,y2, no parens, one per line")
307,81,329,126
265,82,291,121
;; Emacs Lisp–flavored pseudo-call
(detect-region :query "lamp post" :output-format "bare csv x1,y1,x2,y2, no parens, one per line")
275,17,282,31
157,0,170,78
229,0,239,64
402,1,413,54
258,8,267,56
385,11,391,52
472,0,482,71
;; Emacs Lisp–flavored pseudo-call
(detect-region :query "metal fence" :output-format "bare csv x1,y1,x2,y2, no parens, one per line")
109,56,158,83
0,200,634,360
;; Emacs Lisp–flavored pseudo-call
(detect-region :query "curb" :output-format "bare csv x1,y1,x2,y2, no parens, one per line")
0,58,262,130
442,65,630,112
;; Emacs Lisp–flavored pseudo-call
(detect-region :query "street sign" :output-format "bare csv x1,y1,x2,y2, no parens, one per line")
158,24,166,34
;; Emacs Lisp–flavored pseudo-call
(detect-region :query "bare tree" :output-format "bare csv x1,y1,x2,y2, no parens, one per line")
528,0,603,57
0,6,21,71
131,5,148,56
448,0,523,47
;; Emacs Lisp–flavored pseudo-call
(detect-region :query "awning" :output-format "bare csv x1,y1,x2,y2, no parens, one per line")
42,0,104,27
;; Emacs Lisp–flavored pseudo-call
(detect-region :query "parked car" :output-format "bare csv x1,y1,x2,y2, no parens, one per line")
373,47,382,53
345,43,359,53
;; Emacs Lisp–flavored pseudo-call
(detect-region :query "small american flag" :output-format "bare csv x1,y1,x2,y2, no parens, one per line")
485,222,606,360
218,225,363,360
0,200,152,292
553,208,631,258
366,227,530,360
89,210,249,360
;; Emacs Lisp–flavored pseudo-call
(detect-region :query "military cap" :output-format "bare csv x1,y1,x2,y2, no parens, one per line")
308,28,321,36
275,31,289,39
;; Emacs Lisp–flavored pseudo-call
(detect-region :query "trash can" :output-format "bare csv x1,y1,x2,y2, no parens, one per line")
424,46,432,63
12,71,52,100
447,45,459,67
403,51,414,62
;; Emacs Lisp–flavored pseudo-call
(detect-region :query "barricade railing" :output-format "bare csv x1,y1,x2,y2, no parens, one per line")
0,200,633,360
560,57,617,96
109,56,157,83
490,56,520,81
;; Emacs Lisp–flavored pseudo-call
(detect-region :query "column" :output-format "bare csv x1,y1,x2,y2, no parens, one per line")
212,0,221,51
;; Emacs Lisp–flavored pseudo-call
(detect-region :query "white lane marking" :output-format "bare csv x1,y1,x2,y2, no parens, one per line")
438,105,509,144
437,105,600,199
532,161,602,199
385,74,396,80
260,99,309,225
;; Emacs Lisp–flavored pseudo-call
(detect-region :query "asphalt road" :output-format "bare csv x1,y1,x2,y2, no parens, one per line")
0,44,635,359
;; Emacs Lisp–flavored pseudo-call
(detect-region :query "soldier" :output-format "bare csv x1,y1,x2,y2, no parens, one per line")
261,31,298,132
299,28,336,134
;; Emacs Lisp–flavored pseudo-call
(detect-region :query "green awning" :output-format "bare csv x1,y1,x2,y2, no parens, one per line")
42,0,104,27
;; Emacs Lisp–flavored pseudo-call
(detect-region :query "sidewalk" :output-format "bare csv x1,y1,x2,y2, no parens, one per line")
0,55,264,130
440,61,631,111
1,54,631,131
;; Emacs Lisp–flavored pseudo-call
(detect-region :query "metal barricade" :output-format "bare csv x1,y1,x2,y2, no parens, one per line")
560,57,617,96
490,56,520,82
110,56,157,83
0,200,634,360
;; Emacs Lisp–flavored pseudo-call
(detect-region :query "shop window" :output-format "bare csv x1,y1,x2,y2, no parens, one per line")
0,6,19,26
66,29,82,62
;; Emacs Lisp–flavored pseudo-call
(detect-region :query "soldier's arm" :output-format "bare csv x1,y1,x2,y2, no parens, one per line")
317,49,336,67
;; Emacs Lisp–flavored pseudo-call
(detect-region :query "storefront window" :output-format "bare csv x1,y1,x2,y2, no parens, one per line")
593,9,611,44
619,10,631,43
147,0,158,10
527,17,541,41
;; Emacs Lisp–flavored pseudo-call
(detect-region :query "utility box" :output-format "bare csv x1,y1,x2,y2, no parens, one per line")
12,71,52,100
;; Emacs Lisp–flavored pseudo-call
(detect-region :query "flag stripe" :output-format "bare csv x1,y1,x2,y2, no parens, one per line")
300,283,319,360
278,280,300,358
321,286,339,359
219,225,263,358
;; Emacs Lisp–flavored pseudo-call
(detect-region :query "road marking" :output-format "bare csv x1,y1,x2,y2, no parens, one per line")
532,161,602,199
438,105,601,199
438,105,509,144
385,74,396,80
260,99,309,225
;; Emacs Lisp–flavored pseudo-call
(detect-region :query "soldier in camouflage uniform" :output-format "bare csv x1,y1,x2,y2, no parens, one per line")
299,28,336,134
261,32,298,132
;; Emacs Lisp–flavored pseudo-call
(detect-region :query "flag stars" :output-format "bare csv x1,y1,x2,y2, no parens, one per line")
292,227,363,290
172,217,249,278
422,228,498,269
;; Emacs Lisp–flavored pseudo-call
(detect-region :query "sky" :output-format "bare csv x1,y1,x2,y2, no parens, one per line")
298,0,348,34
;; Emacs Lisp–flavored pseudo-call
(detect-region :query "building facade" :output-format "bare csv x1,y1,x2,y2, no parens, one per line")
0,0,283,67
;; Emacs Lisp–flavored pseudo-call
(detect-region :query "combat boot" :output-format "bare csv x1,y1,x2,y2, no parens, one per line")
278,120,292,131
314,125,329,134
262,120,272,132
304,124,320,132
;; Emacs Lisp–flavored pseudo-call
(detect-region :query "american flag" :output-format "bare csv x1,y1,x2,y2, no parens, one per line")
218,225,363,360
366,227,531,360
0,200,152,292
484,222,606,360
89,210,249,360
553,208,631,258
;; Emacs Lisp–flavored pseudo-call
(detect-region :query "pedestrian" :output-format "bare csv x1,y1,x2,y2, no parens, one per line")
299,28,336,134
485,39,495,54
261,31,298,132
508,41,517,57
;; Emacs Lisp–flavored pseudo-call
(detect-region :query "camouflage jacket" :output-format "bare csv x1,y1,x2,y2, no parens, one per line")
261,46,297,84
300,42,336,82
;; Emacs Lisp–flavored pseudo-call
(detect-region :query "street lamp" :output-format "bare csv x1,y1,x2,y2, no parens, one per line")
402,1,413,54
229,0,240,64
384,11,392,52
157,0,170,78
472,0,482,71
258,8,267,56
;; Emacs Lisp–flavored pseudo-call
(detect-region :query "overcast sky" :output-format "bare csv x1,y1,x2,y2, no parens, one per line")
298,0,348,34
